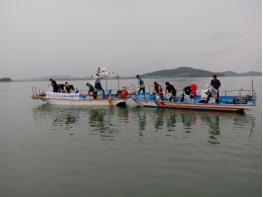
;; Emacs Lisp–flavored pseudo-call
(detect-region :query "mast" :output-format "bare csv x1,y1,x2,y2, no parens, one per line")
251,80,254,97
117,73,120,90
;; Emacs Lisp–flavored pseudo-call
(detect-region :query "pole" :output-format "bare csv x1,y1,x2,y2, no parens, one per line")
105,76,108,92
117,73,120,90
251,79,254,97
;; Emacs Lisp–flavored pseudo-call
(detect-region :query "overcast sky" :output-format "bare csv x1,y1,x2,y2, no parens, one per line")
0,0,261,79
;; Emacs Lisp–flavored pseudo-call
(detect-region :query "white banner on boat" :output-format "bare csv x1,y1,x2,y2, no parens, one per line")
46,92,80,100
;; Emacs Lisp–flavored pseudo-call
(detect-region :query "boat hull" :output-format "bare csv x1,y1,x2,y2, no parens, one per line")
131,99,251,112
40,97,126,106
127,98,158,107
157,101,250,113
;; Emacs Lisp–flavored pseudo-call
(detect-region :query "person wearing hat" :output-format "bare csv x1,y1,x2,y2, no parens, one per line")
210,74,221,103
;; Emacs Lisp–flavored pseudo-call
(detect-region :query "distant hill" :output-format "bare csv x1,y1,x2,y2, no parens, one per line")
223,71,262,77
143,67,261,78
0,77,12,82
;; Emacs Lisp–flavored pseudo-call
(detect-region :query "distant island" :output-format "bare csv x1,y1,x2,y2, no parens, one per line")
0,77,12,82
12,67,262,82
143,67,262,78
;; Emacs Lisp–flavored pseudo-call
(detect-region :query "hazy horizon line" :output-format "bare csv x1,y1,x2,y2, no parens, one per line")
2,66,261,80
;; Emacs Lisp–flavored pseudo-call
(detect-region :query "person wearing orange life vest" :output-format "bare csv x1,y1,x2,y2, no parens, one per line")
190,84,197,98
118,87,129,99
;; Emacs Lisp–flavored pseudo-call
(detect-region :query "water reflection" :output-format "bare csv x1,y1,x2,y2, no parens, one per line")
154,109,165,130
200,115,220,144
166,110,177,131
137,110,146,131
32,105,256,143
88,108,119,140
32,104,80,131
180,111,197,132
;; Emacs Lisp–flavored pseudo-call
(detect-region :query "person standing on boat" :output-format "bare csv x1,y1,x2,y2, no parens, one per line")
165,82,176,101
95,75,105,98
136,75,146,96
49,78,59,92
210,75,221,103
154,81,164,100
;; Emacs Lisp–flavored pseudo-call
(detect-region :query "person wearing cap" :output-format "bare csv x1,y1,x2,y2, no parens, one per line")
210,74,221,103
136,75,145,96
165,82,176,101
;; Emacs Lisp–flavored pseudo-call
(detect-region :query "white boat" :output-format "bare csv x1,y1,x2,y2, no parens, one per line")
32,89,126,107
32,67,127,107
126,98,157,107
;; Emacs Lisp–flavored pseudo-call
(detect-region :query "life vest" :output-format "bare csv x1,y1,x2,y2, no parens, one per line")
120,89,129,98
190,84,197,97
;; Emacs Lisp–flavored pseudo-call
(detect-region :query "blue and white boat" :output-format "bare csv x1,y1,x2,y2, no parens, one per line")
130,89,256,113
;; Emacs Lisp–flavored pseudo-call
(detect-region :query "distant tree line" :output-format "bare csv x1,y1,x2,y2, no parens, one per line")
0,77,12,82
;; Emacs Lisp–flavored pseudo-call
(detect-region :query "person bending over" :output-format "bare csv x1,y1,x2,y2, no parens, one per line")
49,78,59,92
86,82,97,99
154,81,164,100
165,82,177,102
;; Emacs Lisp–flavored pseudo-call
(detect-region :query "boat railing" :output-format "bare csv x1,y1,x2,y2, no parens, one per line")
145,85,256,97
78,87,137,96
220,89,256,97
32,87,46,99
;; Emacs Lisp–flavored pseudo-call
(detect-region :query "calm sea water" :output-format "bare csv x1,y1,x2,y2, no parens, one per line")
0,77,261,197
